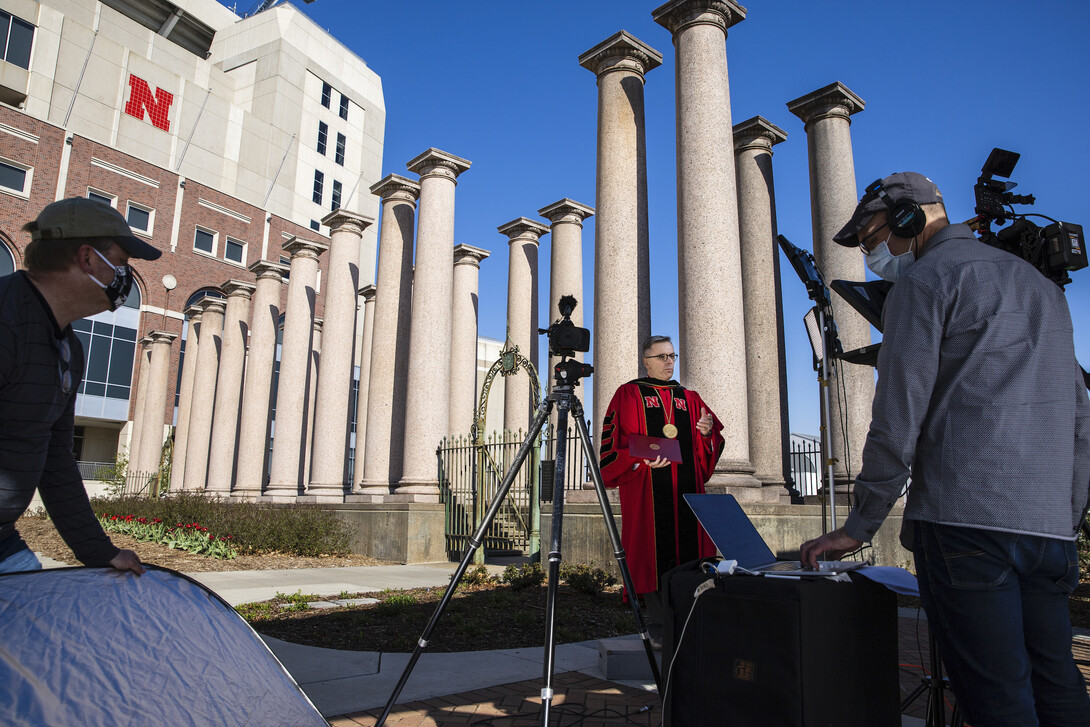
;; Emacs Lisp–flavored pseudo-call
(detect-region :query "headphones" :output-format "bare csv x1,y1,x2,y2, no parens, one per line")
865,178,926,238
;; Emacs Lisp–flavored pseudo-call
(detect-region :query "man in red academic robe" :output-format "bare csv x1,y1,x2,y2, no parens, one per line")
600,335,724,624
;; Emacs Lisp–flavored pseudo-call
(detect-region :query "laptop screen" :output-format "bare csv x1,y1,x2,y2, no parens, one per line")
683,493,778,570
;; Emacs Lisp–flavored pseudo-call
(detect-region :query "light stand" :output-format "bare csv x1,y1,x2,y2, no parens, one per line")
374,356,661,727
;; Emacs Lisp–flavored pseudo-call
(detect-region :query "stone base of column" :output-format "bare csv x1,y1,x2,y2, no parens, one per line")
260,491,302,504
229,490,262,502
345,493,388,504
387,482,441,504
704,461,773,502
301,482,347,503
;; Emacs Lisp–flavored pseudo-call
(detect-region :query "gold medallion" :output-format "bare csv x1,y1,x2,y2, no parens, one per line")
662,424,678,439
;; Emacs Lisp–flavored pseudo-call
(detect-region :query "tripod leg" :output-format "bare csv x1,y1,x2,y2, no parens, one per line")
572,405,664,693
539,396,572,726
375,397,554,727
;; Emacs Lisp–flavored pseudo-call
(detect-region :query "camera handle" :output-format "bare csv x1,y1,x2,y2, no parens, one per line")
374,382,662,727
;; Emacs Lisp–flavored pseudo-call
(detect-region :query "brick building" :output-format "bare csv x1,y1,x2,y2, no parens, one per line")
0,0,384,476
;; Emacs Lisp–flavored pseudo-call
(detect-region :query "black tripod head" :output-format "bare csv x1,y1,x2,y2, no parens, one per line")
553,356,593,388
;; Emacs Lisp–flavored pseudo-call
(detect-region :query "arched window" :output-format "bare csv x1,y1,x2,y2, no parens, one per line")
0,239,14,277
72,278,145,422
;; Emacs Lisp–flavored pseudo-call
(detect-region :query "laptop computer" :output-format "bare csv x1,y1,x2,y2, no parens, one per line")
683,493,867,577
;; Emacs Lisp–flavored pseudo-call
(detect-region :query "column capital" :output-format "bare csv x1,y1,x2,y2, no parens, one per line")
652,0,746,35
283,236,330,260
498,217,549,245
787,81,865,125
221,279,257,299
248,259,290,282
183,304,203,320
370,173,421,204
453,243,491,268
147,330,178,345
538,198,595,226
578,30,663,79
320,208,375,235
195,294,226,315
732,115,788,154
358,283,377,301
406,148,471,184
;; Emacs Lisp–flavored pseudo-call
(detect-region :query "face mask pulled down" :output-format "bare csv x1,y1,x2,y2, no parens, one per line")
864,233,916,282
88,248,134,311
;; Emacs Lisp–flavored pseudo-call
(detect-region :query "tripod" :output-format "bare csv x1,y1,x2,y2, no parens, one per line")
901,628,963,727
375,366,662,727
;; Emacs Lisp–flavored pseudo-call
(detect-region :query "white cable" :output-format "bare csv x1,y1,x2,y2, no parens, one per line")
660,579,714,727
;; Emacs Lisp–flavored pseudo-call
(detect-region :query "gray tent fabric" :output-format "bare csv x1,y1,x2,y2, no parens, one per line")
0,566,328,726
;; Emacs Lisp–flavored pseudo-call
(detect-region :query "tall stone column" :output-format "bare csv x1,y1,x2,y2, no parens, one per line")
182,295,226,492
303,317,322,490
449,244,490,437
307,209,374,502
266,237,328,501
787,81,872,484
539,199,594,445
234,260,289,498
357,174,419,500
579,32,660,443
126,339,152,474
351,284,377,489
497,218,546,435
734,116,790,496
172,306,202,491
653,0,759,493
395,148,471,502
206,280,255,494
133,331,177,475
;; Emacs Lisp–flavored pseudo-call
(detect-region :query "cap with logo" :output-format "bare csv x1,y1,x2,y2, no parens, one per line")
24,197,163,260
832,171,943,247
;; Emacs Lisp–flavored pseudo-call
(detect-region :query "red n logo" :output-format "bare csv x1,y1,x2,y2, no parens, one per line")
125,75,173,132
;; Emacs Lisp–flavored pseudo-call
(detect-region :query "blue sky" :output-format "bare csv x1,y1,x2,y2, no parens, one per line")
232,0,1089,437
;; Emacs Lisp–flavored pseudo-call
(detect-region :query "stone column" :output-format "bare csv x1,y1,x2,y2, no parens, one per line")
357,174,420,500
206,280,255,494
539,199,594,445
234,260,289,498
497,217,547,435
303,317,322,490
182,295,226,492
579,32,660,444
172,306,202,491
787,81,872,484
126,338,152,474
307,209,374,502
734,116,790,496
351,284,377,489
395,148,471,502
266,237,328,500
449,244,490,437
133,331,177,475
653,0,759,493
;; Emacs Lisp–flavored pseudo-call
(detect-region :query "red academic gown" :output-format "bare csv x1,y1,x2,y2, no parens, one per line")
600,378,724,594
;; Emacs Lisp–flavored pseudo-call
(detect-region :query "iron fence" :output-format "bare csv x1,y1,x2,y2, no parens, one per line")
789,438,822,497
541,422,593,496
76,461,115,481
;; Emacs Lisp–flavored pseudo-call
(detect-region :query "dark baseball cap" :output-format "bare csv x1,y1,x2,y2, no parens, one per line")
832,172,943,247
23,197,163,260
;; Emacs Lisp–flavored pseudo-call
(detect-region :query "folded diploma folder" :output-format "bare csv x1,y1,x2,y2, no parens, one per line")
627,434,683,463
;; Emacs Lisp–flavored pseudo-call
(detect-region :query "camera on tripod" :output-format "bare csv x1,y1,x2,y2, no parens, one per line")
538,295,593,386
969,148,1087,288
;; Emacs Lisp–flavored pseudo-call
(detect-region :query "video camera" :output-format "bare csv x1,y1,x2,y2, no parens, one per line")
969,148,1086,288
539,295,593,386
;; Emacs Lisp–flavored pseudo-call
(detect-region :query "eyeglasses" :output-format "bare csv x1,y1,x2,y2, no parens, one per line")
858,221,890,254
56,337,72,395
644,353,678,363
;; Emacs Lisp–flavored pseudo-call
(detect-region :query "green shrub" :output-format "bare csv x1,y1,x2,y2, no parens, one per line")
502,562,546,590
377,593,417,615
560,563,616,595
460,565,499,587
90,492,352,556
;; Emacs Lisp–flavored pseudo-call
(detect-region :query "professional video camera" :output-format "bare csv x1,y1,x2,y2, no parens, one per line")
539,295,593,385
968,148,1086,288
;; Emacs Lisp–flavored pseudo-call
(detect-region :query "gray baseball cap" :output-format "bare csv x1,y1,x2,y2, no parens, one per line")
832,172,943,247
24,197,163,260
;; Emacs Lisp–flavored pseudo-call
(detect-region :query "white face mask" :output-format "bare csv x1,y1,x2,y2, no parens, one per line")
864,233,916,282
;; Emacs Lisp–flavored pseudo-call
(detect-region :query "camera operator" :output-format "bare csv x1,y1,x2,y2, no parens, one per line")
800,172,1090,725
0,198,157,575
600,335,723,646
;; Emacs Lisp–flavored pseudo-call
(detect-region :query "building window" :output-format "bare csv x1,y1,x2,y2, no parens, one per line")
312,170,324,205
335,133,345,166
279,256,290,282
126,202,153,235
317,121,328,155
0,159,30,197
331,180,342,211
87,189,115,207
193,227,216,255
309,220,320,232
321,81,332,109
0,10,34,70
338,93,349,120
225,238,245,264
0,241,14,276
71,320,138,400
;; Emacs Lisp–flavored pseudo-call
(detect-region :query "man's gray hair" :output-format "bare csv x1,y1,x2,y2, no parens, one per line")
641,335,672,357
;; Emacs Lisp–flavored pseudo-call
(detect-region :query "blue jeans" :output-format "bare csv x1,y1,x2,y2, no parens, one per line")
0,547,42,574
913,521,1089,726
